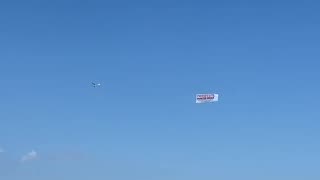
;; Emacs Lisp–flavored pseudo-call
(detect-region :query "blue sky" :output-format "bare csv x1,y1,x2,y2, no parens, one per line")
1,0,320,179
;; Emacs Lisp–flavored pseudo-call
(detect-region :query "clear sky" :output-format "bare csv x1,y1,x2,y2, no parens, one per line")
1,0,320,179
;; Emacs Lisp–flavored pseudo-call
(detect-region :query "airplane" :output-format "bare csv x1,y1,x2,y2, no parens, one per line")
91,82,101,87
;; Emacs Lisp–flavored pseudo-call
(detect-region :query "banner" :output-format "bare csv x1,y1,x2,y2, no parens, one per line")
196,93,219,103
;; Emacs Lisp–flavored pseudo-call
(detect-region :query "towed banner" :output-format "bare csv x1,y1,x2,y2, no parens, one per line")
196,93,219,103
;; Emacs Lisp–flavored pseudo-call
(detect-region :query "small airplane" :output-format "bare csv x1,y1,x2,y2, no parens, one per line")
91,82,101,87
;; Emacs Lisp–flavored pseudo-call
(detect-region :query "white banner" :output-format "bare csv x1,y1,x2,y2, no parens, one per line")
196,93,219,103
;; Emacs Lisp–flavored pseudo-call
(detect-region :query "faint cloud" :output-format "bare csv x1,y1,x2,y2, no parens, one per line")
21,150,38,162
0,148,4,153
